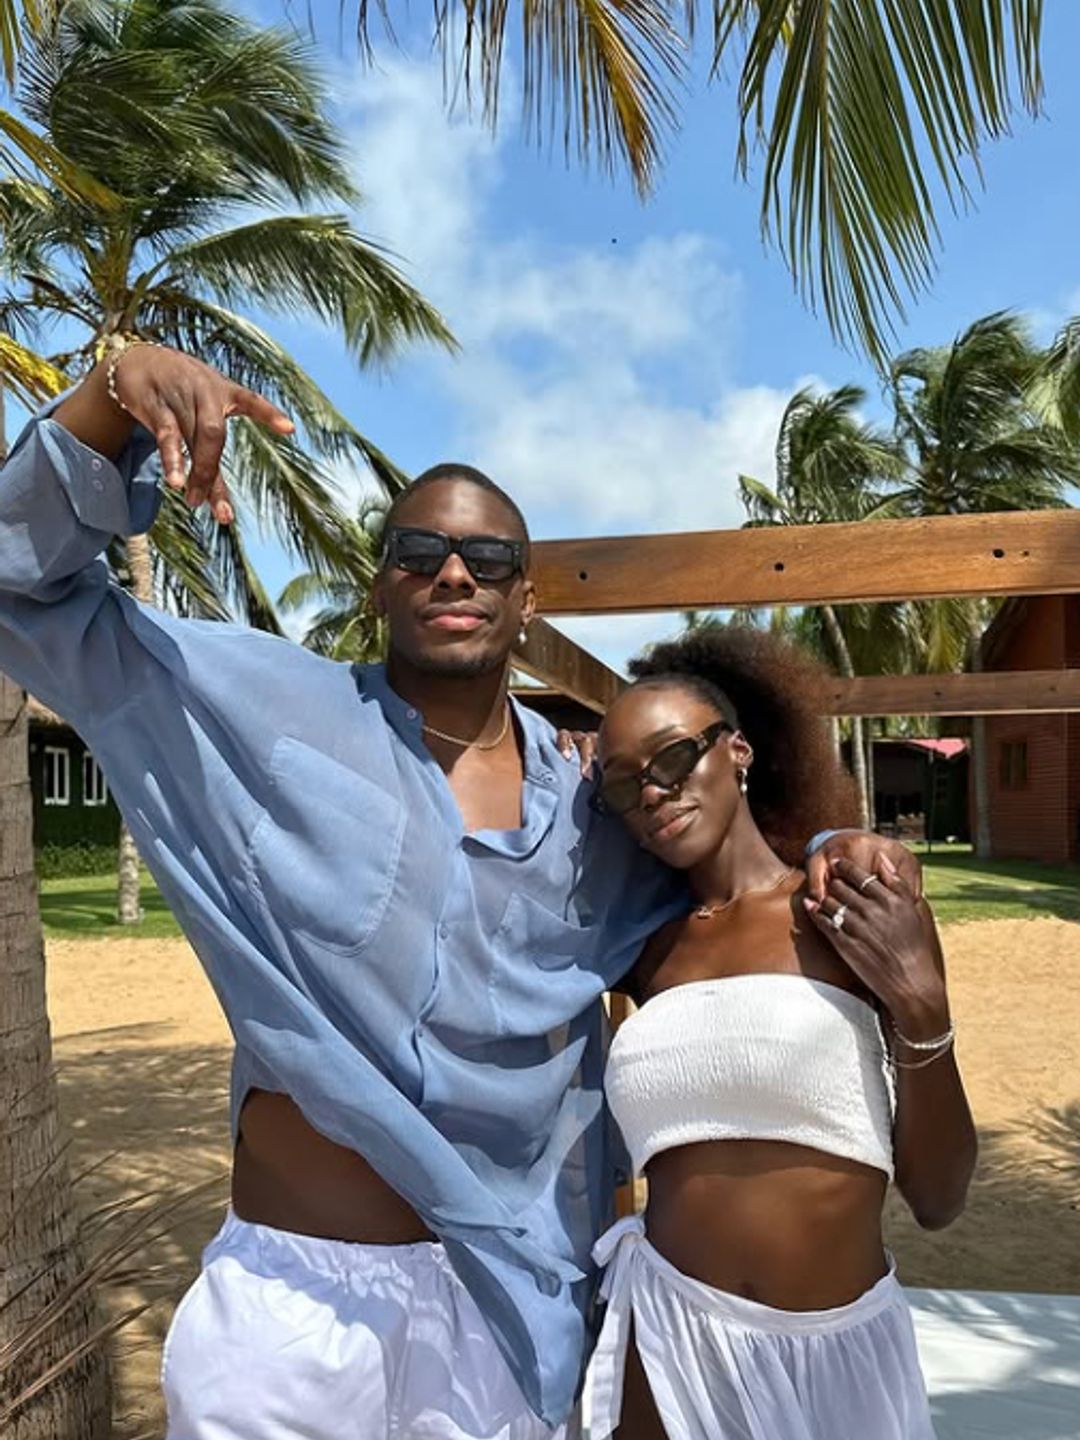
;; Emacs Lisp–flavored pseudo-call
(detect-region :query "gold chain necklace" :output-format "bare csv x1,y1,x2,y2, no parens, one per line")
422,706,511,752
694,867,797,919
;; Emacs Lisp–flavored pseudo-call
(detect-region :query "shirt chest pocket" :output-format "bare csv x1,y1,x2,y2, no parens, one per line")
487,889,602,1037
247,737,406,955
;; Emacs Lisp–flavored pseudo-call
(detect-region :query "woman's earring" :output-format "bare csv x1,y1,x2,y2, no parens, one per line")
738,769,749,795
518,626,528,645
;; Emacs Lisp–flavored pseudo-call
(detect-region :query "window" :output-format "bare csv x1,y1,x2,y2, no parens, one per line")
43,746,70,806
999,741,1028,790
82,752,108,807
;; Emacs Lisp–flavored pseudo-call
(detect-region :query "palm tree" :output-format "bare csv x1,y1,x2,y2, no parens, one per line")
278,499,389,662
0,0,453,920
739,384,905,824
367,0,1045,361
888,311,1080,857
1,389,116,1440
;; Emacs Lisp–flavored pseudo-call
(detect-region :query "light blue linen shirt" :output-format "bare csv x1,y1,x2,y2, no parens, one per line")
0,400,689,1425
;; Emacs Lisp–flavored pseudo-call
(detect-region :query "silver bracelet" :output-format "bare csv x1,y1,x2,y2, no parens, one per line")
105,339,160,417
893,1037,955,1070
891,1021,955,1051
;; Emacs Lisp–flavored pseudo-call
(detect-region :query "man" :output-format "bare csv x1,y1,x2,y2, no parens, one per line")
0,344,915,1438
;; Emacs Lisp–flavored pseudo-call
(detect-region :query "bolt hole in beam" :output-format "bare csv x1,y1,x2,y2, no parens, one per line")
993,548,1006,558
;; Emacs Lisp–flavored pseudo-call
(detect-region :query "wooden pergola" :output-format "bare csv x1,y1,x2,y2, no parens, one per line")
512,508,1080,718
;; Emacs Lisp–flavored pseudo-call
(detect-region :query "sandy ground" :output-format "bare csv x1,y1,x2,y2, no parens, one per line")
45,916,1080,1439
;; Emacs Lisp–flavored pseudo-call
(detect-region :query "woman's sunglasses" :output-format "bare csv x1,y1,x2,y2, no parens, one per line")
594,720,733,817
383,526,526,584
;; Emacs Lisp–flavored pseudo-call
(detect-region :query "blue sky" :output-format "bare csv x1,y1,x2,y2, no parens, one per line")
15,2,1080,671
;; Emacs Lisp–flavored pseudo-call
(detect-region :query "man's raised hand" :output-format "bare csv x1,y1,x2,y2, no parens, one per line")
108,346,294,524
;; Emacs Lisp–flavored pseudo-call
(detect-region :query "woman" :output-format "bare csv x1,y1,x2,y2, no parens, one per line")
585,627,977,1440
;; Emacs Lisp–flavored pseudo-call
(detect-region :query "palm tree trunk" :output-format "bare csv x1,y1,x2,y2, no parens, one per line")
828,714,842,766
821,604,870,828
968,611,993,860
1,384,112,1435
864,718,877,829
115,534,153,925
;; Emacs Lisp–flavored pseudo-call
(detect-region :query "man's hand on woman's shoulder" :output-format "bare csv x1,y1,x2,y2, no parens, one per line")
805,829,922,901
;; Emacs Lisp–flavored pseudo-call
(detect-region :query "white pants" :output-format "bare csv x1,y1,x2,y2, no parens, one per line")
584,1216,935,1440
162,1209,578,1439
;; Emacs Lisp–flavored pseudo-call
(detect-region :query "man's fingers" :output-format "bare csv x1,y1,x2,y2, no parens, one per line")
226,385,294,435
153,408,187,491
805,848,829,902
187,390,228,505
892,845,923,900
208,471,234,526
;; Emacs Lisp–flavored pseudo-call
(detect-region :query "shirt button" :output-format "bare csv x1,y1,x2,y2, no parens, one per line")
438,924,449,940
406,708,418,720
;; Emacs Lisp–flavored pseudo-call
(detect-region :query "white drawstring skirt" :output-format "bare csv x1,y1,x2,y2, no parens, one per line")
584,1216,935,1440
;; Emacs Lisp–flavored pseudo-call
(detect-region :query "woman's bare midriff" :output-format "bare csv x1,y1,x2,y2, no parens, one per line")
644,1138,890,1310
232,1089,435,1244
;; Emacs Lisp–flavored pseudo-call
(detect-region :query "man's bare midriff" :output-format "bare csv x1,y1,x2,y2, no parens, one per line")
232,1089,435,1243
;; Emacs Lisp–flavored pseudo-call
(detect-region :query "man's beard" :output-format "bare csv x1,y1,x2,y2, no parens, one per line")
407,644,508,679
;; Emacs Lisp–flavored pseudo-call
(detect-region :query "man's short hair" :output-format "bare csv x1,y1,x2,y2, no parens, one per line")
381,465,530,562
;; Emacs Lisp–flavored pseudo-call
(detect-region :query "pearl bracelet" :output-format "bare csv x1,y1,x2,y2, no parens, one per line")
105,338,160,417
892,1036,955,1070
891,1021,955,1052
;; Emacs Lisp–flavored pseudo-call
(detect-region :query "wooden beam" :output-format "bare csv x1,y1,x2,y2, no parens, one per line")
512,619,626,714
825,669,1080,717
530,510,1080,614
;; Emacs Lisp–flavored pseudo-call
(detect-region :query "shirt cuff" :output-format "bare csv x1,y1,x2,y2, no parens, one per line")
22,388,162,537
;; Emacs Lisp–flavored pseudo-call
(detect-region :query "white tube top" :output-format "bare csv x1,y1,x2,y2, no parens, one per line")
605,974,895,1178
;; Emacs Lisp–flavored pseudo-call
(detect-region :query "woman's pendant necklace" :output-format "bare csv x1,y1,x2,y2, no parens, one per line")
694,867,797,920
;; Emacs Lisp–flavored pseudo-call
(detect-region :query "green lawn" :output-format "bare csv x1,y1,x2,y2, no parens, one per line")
916,846,1080,926
38,870,183,940
37,848,1078,940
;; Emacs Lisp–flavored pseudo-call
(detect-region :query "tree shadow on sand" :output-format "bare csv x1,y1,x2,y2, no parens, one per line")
54,1030,233,1439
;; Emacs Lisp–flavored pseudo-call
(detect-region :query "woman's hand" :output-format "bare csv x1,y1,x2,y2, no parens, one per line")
804,856,949,1039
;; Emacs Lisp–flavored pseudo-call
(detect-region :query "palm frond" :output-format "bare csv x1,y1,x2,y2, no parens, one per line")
1034,316,1080,443
398,0,685,197
167,215,455,363
713,1,1044,362
0,332,68,404
21,0,354,207
225,420,356,575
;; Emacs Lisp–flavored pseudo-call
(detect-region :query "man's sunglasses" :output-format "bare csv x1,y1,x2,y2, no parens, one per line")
594,720,733,817
383,527,526,584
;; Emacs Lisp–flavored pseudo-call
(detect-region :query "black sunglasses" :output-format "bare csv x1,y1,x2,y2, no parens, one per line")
594,720,732,817
383,526,526,584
